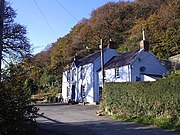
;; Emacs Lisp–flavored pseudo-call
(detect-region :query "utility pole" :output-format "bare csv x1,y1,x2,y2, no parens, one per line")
142,28,145,40
0,0,4,80
100,39,105,87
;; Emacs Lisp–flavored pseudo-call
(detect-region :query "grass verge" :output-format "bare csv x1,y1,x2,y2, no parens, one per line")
109,114,180,131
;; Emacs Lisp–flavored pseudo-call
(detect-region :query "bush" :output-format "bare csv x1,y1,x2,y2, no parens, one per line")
101,76,180,129
0,65,39,135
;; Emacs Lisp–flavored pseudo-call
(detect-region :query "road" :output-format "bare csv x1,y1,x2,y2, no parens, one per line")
36,104,179,135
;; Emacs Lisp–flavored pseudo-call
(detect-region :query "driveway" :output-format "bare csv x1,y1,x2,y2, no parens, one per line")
35,104,179,135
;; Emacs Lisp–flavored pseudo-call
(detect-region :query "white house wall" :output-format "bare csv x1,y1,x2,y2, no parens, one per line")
84,63,94,103
62,70,69,102
99,65,131,84
140,74,156,81
131,51,167,82
63,48,118,104
94,48,119,103
76,48,118,104
77,63,94,103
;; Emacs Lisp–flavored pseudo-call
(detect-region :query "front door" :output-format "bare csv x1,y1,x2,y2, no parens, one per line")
71,85,75,100
99,87,102,102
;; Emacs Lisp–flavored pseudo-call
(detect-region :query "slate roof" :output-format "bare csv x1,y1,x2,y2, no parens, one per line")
74,49,107,67
104,49,140,69
74,60,82,67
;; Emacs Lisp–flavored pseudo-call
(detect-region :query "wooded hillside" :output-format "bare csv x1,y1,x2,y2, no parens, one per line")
27,0,180,93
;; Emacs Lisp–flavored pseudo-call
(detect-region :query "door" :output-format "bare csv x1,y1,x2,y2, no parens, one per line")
71,85,75,100
99,87,102,102
81,85,85,102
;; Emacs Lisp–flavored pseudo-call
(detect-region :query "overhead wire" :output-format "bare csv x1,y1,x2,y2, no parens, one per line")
55,0,80,22
33,0,58,39
33,0,80,41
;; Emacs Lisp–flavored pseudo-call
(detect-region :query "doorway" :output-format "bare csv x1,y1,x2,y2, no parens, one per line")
71,85,75,100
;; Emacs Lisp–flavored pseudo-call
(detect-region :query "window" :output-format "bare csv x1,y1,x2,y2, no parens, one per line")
81,67,85,79
67,70,70,81
115,68,120,78
140,66,146,72
136,76,141,82
73,69,76,76
81,85,85,102
67,87,70,96
72,68,76,81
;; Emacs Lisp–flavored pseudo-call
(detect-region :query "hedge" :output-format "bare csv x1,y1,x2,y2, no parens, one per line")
101,76,180,129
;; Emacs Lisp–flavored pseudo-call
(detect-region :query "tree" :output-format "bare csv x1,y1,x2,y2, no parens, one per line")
27,0,179,96
0,64,39,135
0,2,38,134
2,1,31,64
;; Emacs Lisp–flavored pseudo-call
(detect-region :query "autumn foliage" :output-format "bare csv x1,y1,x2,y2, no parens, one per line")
29,0,180,92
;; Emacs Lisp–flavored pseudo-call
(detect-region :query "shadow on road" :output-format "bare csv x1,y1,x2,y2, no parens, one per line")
36,114,179,135
36,114,96,135
35,103,69,107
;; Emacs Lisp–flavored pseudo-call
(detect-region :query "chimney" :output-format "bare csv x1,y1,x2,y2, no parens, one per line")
140,40,149,51
139,29,149,51
107,39,115,49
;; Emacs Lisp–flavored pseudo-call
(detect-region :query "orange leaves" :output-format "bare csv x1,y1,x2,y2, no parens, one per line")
29,0,179,83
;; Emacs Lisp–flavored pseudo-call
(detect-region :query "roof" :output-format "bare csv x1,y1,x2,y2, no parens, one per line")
74,60,82,67
104,49,140,69
74,49,107,67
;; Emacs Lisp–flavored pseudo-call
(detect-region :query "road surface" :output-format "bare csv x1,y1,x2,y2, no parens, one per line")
35,104,179,135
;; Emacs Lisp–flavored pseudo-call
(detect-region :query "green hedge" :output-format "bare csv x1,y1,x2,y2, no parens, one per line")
101,76,180,129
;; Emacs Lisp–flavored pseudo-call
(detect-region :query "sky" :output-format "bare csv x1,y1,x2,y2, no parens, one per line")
11,0,132,54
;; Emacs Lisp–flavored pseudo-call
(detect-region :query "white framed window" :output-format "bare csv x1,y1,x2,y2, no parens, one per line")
81,66,86,79
67,70,70,81
72,68,76,81
115,68,120,78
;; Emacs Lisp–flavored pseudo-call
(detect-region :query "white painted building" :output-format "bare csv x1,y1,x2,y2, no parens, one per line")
62,46,118,104
62,39,168,104
99,40,167,84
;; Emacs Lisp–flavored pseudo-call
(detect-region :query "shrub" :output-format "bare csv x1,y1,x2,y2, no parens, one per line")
0,65,39,135
101,76,180,129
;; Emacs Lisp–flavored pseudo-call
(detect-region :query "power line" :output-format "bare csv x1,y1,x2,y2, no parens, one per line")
33,0,58,39
55,0,80,22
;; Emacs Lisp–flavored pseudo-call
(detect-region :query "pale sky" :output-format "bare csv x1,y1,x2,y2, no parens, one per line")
11,0,133,54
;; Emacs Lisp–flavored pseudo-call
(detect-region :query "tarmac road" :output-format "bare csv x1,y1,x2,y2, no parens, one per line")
35,104,179,135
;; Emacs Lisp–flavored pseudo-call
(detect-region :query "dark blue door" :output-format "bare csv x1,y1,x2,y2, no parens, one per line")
71,85,75,100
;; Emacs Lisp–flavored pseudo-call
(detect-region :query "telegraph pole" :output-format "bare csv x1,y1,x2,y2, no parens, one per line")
100,39,105,87
0,0,4,80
